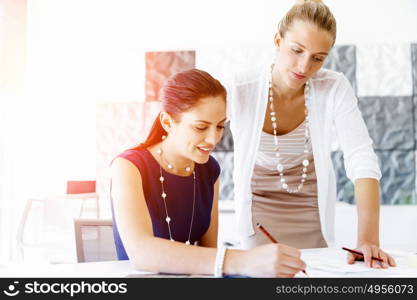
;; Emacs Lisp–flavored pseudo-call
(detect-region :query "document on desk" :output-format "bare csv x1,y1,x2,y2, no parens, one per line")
300,248,417,277
306,259,373,274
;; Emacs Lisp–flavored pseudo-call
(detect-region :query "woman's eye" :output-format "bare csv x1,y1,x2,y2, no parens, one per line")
292,48,302,54
217,126,225,130
313,57,324,62
195,127,207,131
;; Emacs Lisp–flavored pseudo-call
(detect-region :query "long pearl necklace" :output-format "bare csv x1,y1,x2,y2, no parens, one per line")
268,65,311,194
156,147,196,245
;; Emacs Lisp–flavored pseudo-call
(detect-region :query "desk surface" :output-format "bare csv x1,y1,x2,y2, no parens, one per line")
1,248,416,278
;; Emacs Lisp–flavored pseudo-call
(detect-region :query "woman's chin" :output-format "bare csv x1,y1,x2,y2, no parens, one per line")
192,152,211,164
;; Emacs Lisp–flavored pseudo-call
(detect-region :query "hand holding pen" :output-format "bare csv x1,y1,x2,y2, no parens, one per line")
256,223,308,277
342,246,396,269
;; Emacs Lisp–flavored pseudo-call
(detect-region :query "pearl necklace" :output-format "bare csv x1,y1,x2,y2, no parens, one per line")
268,65,311,194
157,148,196,245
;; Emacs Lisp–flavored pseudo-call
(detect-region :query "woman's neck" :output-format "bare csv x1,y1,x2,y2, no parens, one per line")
272,67,304,102
151,140,194,175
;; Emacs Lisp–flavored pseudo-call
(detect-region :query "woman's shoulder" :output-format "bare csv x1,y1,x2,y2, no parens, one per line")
208,154,220,169
117,148,148,161
227,66,269,110
310,68,351,92
311,68,345,83
113,148,150,170
227,65,269,87
201,155,221,184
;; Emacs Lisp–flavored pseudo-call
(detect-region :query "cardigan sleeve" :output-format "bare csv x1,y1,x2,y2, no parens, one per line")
225,79,235,122
333,74,382,182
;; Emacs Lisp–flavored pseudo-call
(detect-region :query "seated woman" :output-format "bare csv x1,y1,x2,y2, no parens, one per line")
110,68,306,277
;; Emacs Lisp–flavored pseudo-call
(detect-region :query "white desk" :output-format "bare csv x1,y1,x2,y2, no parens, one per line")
1,248,416,278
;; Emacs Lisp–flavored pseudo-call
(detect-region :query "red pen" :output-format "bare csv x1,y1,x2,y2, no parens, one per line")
256,223,308,276
341,247,384,262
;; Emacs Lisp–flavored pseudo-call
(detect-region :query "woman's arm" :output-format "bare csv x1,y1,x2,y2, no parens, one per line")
350,178,396,268
198,179,219,248
111,157,306,277
332,75,396,268
111,157,219,275
355,178,380,247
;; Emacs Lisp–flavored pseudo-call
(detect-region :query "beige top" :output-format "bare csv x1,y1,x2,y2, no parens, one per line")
243,120,327,249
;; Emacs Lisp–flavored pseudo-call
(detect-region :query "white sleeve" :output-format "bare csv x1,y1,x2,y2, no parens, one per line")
224,77,235,122
333,74,382,182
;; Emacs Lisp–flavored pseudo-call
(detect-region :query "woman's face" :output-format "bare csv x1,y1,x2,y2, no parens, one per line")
167,95,227,164
274,19,333,90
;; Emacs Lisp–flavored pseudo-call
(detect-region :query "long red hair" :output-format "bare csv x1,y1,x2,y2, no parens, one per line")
131,69,227,151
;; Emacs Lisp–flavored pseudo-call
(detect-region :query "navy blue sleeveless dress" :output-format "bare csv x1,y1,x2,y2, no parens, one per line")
111,148,220,260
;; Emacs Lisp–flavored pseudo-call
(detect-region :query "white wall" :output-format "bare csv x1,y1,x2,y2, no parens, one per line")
25,0,417,99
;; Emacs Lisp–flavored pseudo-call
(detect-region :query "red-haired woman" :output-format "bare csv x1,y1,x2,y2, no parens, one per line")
111,68,306,277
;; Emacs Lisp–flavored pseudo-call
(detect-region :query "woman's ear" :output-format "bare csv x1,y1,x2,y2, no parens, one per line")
274,33,282,49
159,111,173,133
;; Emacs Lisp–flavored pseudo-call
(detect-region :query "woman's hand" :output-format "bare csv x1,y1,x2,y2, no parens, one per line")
242,243,306,277
346,244,396,269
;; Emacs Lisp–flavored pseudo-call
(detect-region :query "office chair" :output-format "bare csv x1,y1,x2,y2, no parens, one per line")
16,181,100,262
73,218,117,263
66,181,99,218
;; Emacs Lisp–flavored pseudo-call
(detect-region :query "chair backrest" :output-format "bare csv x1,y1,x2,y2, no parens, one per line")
67,181,96,194
73,218,117,263
66,181,100,218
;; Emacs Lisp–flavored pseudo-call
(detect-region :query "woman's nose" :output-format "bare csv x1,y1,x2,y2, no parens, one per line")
205,128,221,145
298,56,311,74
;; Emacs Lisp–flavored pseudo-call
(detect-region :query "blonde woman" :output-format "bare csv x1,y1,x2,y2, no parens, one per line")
228,0,396,268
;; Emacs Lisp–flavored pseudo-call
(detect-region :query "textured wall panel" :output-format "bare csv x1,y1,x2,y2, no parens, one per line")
414,96,417,150
96,101,160,204
378,150,415,204
412,44,417,94
331,151,355,204
211,152,234,201
324,45,357,93
358,96,414,150
332,150,416,204
356,43,413,97
214,122,234,152
145,51,195,101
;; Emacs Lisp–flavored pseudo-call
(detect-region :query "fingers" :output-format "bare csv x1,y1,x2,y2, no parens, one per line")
360,245,381,268
380,251,396,268
386,253,397,267
357,245,397,269
278,272,297,278
346,252,356,264
278,244,301,258
361,246,373,268
275,245,306,277
376,249,396,267
378,250,390,269
370,246,381,269
277,261,305,278
281,255,306,271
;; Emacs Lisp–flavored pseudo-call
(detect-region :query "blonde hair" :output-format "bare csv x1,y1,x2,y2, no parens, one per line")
278,0,337,45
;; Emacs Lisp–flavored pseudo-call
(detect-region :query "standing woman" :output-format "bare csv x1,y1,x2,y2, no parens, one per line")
110,68,307,277
228,0,396,268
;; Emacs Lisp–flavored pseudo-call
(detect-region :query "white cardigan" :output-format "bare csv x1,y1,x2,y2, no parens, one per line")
226,66,381,246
